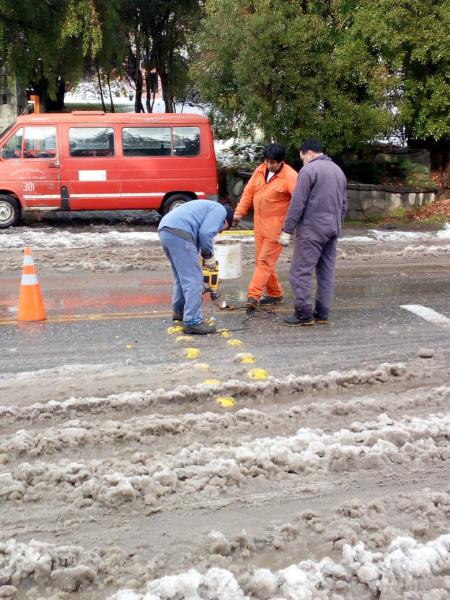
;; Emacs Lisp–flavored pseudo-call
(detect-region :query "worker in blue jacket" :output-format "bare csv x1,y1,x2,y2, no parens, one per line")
158,200,234,334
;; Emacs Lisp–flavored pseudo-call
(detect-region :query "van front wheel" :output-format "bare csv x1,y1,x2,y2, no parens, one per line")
160,194,191,216
0,195,21,228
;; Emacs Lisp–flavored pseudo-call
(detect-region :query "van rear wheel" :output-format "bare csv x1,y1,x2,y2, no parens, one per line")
160,194,191,215
0,195,21,228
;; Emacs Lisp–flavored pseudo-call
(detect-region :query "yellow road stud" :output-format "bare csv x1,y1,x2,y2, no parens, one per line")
235,352,256,364
203,378,221,385
176,335,192,342
248,368,269,380
126,344,134,349
185,347,201,359
167,325,183,334
227,338,243,347
216,397,237,408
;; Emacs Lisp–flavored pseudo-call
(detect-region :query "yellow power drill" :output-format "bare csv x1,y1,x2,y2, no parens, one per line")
202,260,220,301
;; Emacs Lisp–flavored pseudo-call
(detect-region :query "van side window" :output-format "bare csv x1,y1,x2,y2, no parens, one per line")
23,127,57,159
69,128,115,157
173,127,200,156
122,127,172,157
1,128,23,159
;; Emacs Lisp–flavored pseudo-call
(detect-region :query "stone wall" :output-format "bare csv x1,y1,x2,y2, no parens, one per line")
226,171,436,218
346,183,436,219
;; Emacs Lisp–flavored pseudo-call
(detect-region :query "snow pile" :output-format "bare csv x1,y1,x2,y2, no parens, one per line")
2,410,448,507
2,386,448,462
343,535,450,598
371,226,450,242
399,244,450,257
0,409,265,460
340,235,375,244
340,225,450,245
0,539,97,591
107,534,450,599
2,225,448,252
0,362,412,424
171,411,450,481
0,229,160,249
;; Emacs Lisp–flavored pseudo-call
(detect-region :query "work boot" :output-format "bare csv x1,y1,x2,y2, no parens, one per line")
172,312,183,322
284,314,314,326
246,297,258,312
314,316,330,324
260,295,283,305
314,310,329,324
183,321,216,335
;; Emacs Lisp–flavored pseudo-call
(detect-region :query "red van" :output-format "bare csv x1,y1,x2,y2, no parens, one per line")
0,112,218,228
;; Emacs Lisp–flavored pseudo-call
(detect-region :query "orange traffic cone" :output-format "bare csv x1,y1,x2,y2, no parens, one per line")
17,247,46,322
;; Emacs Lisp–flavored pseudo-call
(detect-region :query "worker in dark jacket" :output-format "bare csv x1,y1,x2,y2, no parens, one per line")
279,139,347,325
158,200,234,335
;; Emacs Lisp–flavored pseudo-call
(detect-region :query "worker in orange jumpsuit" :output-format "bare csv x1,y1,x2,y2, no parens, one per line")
233,143,298,310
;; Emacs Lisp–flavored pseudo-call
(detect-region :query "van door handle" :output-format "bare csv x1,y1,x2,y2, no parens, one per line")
49,161,60,168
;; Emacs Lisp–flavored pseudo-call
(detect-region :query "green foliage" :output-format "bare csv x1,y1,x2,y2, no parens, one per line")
342,156,436,188
193,0,450,157
342,161,384,185
0,0,200,110
0,0,122,100
117,0,202,112
193,0,390,152
351,0,450,144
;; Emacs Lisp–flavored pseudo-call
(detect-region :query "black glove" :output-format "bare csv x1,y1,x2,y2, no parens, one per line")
202,256,216,270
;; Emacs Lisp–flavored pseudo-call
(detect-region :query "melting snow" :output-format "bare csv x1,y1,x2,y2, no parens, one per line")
340,224,450,244
106,534,450,599
2,224,449,250
0,229,160,249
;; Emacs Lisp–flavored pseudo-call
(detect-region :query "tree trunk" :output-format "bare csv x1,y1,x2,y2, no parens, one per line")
145,71,154,113
51,76,65,111
160,70,174,113
135,67,145,113
33,78,49,112
428,138,450,192
106,72,115,113
96,65,106,112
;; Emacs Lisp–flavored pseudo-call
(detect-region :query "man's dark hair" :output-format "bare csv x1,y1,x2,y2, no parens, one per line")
300,139,323,153
223,204,234,229
263,143,285,162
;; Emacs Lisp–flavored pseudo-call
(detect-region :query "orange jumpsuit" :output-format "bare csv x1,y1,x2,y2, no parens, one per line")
234,162,298,300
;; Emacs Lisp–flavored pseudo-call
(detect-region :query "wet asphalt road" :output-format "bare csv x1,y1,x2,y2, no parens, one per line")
1,257,449,377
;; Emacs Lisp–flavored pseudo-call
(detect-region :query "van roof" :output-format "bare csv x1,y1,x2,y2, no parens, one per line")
16,112,210,125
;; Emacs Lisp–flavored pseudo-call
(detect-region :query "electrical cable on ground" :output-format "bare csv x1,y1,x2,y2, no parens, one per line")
206,303,280,334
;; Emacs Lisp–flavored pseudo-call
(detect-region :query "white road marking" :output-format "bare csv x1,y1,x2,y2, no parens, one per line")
401,304,450,327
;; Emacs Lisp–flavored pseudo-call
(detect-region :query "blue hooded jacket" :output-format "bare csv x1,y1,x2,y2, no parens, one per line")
158,200,226,257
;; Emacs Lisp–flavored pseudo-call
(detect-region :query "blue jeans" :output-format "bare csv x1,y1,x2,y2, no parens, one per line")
158,229,203,325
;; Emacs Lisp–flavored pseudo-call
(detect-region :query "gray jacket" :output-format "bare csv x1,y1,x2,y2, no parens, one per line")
283,155,347,238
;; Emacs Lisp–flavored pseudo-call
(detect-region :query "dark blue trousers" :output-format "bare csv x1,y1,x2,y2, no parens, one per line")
289,229,338,320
